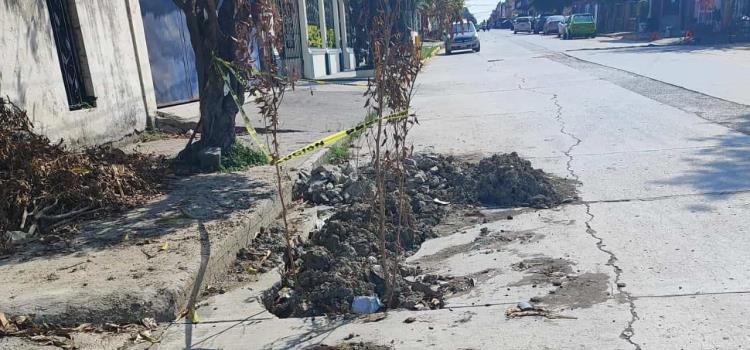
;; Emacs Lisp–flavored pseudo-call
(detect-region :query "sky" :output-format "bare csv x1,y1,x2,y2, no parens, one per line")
467,0,502,22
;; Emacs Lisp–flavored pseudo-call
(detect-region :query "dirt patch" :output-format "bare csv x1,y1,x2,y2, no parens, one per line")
202,226,290,295
304,342,392,350
452,311,476,326
538,272,610,309
510,257,575,287
510,257,609,309
416,228,543,265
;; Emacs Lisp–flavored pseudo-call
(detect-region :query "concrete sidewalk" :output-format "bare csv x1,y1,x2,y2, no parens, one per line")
127,82,368,158
0,83,366,328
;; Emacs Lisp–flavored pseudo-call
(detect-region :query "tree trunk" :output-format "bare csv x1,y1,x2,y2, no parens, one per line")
174,0,244,164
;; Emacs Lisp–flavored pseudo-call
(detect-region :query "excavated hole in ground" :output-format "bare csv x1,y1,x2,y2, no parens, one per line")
255,152,578,318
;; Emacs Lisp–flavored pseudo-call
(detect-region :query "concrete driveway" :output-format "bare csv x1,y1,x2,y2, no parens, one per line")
142,31,750,350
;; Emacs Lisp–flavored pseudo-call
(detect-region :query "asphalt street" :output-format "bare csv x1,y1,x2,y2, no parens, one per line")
143,31,750,350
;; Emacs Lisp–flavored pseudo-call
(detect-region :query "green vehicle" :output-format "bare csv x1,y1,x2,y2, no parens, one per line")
559,14,596,39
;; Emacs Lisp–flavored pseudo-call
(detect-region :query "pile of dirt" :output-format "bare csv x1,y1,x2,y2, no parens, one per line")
406,152,577,208
265,203,446,317
302,153,576,210
266,152,576,318
234,226,289,275
0,98,169,254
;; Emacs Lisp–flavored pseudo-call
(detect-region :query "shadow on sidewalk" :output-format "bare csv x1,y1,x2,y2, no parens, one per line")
1,171,274,265
185,221,210,350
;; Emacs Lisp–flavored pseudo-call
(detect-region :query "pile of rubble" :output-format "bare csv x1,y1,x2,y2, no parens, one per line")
265,152,576,318
264,202,454,317
295,164,375,205
298,152,576,209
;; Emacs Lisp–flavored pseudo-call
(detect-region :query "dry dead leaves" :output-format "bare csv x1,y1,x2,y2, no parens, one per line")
0,97,169,253
0,312,162,349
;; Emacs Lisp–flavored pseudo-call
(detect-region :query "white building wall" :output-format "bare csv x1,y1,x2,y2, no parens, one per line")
0,0,154,147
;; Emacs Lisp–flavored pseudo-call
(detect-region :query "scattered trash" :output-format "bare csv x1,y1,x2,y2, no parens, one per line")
159,242,169,251
187,308,200,323
433,198,450,205
617,282,627,288
0,312,9,330
137,329,161,343
403,316,417,324
352,296,383,314
359,313,387,323
517,301,534,311
505,306,577,320
141,317,157,330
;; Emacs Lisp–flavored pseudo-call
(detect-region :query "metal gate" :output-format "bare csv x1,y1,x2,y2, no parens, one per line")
47,0,93,110
277,0,304,78
139,0,199,107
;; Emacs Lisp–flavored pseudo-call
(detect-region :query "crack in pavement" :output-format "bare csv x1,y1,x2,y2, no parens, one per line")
581,188,750,204
506,47,644,349
547,90,643,350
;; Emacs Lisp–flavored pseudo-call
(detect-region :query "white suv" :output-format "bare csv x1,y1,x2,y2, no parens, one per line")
513,17,533,34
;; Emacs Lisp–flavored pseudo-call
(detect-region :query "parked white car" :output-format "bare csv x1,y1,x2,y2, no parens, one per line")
513,17,533,34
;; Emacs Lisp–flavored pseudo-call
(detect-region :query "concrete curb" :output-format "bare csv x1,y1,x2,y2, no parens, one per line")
178,148,331,316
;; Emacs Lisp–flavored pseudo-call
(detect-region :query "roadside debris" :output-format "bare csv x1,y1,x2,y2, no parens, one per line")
296,164,373,205
0,311,155,348
516,301,535,311
264,152,577,318
352,296,384,314
505,306,577,320
297,153,576,210
304,342,392,350
0,98,169,254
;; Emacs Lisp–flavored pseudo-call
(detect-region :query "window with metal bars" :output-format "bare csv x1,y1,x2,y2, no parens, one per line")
47,0,96,110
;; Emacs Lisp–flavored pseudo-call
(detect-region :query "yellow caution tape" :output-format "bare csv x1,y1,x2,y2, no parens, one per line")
212,56,404,165
274,110,409,164
187,308,200,323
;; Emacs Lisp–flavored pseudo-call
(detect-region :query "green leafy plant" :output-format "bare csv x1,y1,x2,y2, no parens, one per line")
326,142,350,164
308,24,323,48
327,28,336,48
219,141,269,172
419,44,440,59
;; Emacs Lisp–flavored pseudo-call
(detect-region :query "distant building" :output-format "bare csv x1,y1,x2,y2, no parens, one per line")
575,0,750,34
